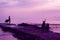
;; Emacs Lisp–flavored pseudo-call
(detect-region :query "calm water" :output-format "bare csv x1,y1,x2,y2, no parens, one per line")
0,25,60,40
50,25,60,33
0,28,17,40
38,24,60,33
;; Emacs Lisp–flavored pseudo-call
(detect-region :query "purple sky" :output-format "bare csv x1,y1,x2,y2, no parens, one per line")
0,0,60,24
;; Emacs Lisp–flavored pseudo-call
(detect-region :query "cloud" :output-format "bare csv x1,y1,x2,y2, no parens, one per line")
0,0,48,7
0,0,60,24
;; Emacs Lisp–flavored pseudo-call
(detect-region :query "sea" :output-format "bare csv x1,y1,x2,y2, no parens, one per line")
50,24,60,33
0,24,60,40
0,28,17,40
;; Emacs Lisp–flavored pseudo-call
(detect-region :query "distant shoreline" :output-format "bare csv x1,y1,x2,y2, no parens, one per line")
0,23,60,25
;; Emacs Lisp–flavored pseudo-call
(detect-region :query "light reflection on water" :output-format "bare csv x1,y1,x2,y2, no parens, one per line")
0,28,17,40
49,25,60,33
38,24,60,33
0,25,60,40
7,25,60,33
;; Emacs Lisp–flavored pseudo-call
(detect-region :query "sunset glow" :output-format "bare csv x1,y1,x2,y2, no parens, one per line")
0,0,60,24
